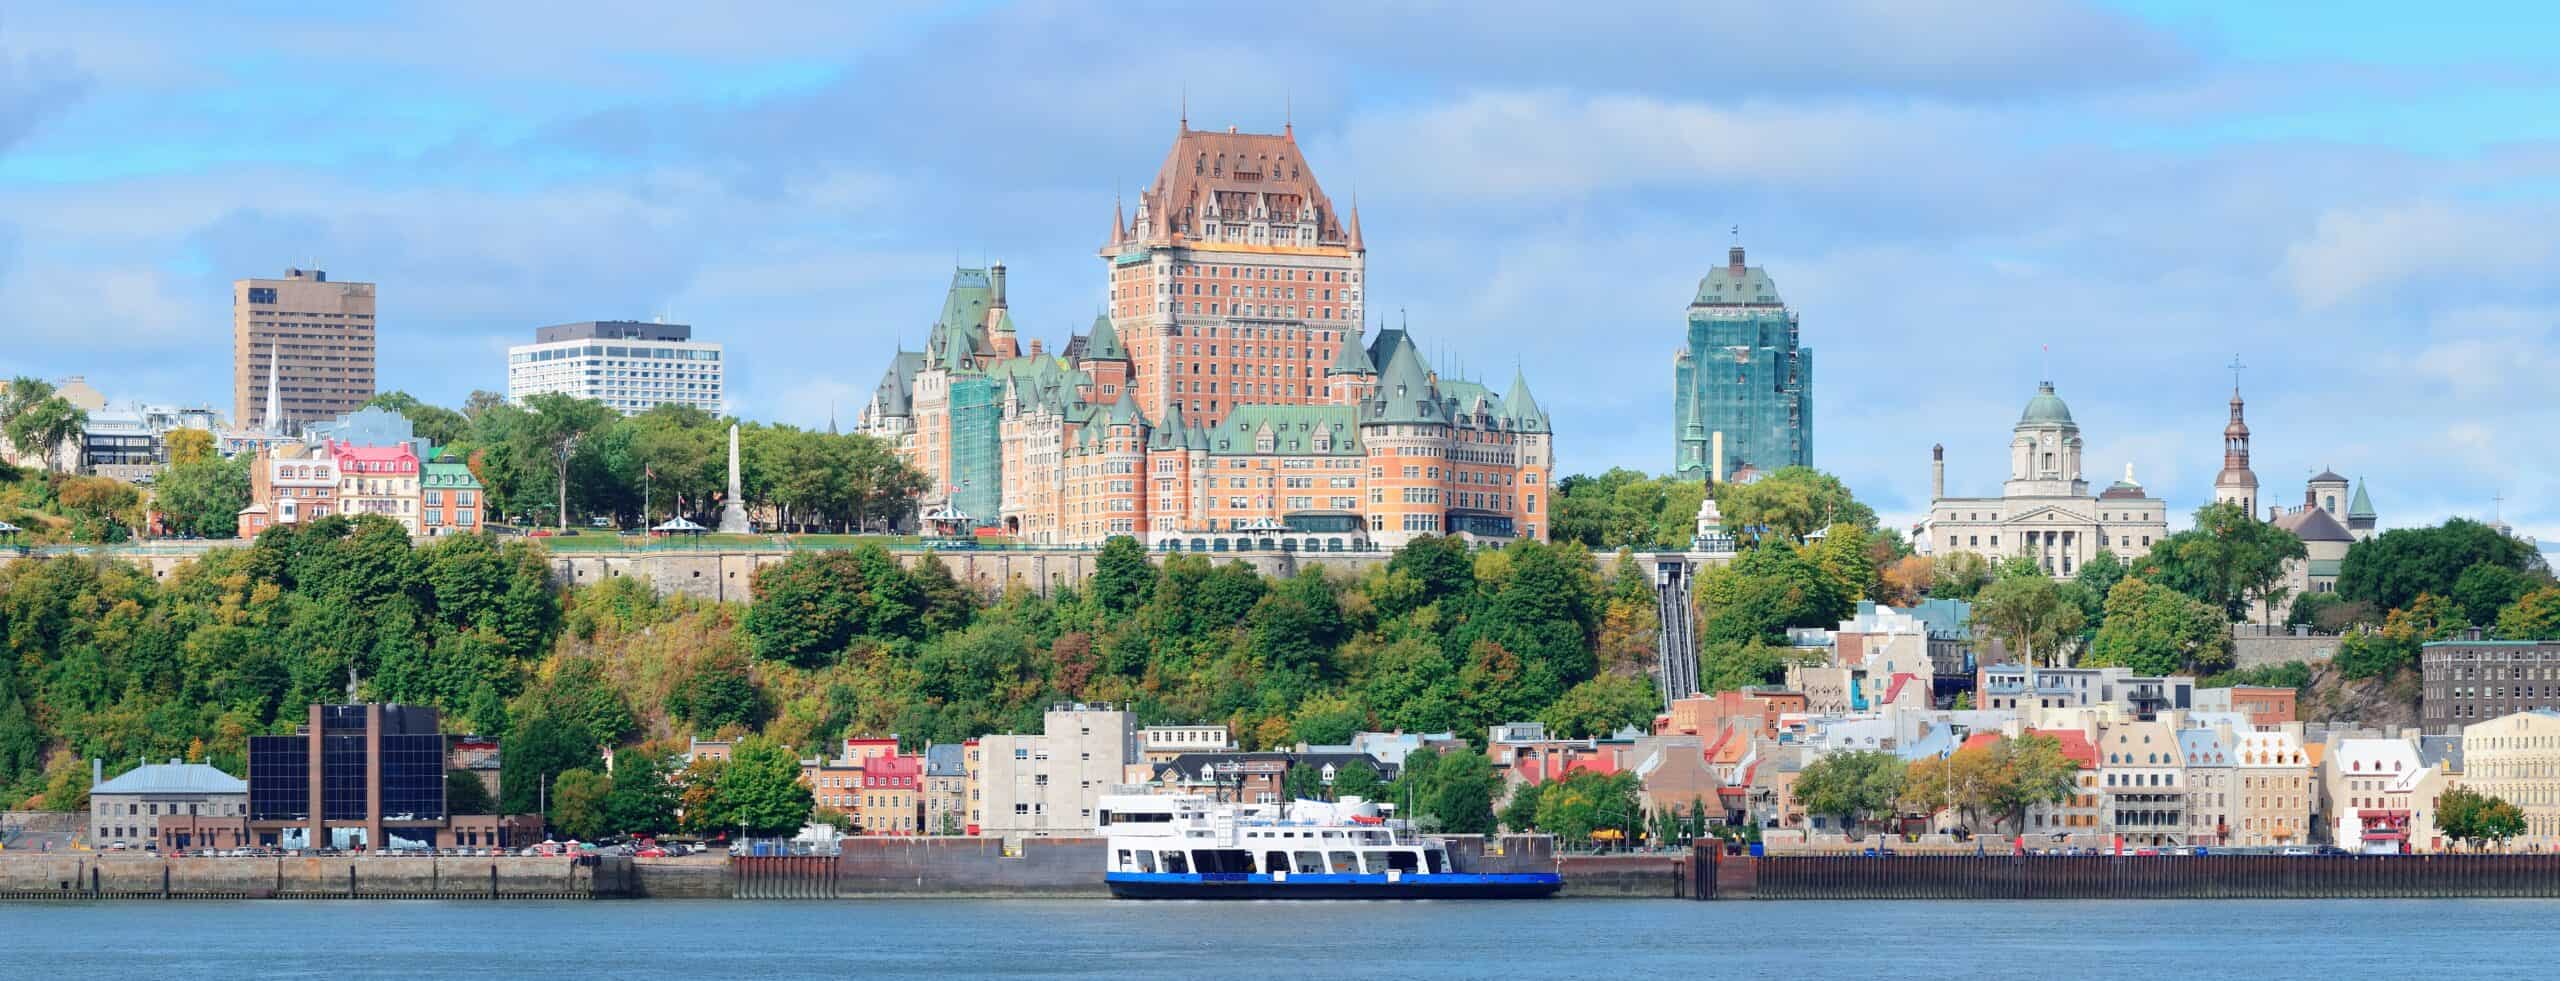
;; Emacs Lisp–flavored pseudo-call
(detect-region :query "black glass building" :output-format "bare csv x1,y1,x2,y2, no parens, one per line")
247,703,447,850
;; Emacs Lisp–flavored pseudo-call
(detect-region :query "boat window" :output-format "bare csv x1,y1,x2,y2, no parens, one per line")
1423,850,1446,874
1384,850,1419,873
1162,850,1190,874
1359,852,1384,874
1193,849,1254,873
1136,851,1157,873
1263,850,1289,874
1116,849,1132,870
1294,851,1325,874
1327,850,1358,873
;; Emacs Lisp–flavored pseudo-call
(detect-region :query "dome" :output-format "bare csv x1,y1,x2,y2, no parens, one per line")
2018,382,2075,427
2310,469,2347,484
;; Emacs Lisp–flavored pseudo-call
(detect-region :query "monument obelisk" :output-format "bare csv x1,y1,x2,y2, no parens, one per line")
717,423,751,533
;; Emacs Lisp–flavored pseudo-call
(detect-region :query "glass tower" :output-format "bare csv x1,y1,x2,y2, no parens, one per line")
1674,245,1812,482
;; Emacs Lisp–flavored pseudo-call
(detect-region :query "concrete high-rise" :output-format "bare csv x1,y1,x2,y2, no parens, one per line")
1674,244,1811,482
234,268,377,433
507,320,725,415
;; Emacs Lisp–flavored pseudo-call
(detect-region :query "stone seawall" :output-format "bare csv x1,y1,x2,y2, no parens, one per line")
1717,852,2560,900
0,854,628,899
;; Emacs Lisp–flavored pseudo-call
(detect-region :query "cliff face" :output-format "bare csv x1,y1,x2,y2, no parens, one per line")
2297,664,2422,729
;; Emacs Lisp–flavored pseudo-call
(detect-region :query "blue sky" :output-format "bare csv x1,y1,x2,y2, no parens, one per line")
4,1,2557,546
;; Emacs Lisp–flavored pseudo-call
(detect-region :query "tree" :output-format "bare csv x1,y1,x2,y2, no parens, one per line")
517,392,616,530
165,428,216,466
500,713,603,815
1970,571,2087,667
1424,750,1502,835
2135,502,2304,622
549,767,613,839
1523,770,1644,847
2,379,85,474
2451,563,2537,628
1714,466,1878,544
1092,536,1155,617
1879,555,1936,607
1696,639,1794,693
446,769,497,815
668,647,763,733
604,751,683,838
742,551,865,667
153,456,252,538
364,391,472,449
1696,542,1849,646
1931,552,1993,601
2075,550,2128,609
1284,761,1326,801
2435,786,2527,851
1330,758,1386,802
2497,586,2560,640
2338,519,2548,613
1538,674,1658,739
2086,577,2233,676
714,736,813,839
1980,734,2081,834
1793,750,1905,836
1289,691,1365,747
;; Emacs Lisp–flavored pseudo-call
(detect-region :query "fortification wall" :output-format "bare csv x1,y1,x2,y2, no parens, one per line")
0,854,625,899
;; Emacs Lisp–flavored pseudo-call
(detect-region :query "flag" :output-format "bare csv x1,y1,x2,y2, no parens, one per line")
645,467,654,479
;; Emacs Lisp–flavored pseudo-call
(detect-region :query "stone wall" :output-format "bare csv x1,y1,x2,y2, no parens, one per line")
2231,628,2341,669
0,854,623,898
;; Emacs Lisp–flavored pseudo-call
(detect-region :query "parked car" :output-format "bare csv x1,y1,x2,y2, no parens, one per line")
2280,846,2314,856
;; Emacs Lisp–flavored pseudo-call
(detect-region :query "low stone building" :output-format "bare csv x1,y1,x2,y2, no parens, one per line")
89,759,249,851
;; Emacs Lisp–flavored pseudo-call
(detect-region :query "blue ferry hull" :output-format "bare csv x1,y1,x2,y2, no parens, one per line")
1106,871,1561,900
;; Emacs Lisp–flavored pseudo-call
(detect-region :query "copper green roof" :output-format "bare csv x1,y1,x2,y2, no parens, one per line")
1083,312,1128,361
1504,369,1547,433
1208,405,1364,456
1367,336,1447,426
422,460,481,489
1327,328,1376,375
2018,382,2075,427
1691,247,1784,307
2349,480,2376,519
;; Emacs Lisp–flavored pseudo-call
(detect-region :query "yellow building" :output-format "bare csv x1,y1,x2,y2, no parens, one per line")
2460,710,2560,849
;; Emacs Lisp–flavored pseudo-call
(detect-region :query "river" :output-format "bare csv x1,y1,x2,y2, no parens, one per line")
5,898,2553,978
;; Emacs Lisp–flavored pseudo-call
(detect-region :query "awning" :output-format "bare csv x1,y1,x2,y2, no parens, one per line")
651,517,708,532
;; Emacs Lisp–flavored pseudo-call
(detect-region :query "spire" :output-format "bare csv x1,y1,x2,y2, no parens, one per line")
1504,368,1547,433
1083,312,1128,361
263,341,282,433
1346,194,1364,251
828,400,839,436
1111,194,1125,249
1326,325,1376,375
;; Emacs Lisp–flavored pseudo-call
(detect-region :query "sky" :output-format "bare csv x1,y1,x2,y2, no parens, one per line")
3,1,2558,548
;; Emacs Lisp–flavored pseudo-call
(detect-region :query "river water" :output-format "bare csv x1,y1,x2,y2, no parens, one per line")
5,898,2554,978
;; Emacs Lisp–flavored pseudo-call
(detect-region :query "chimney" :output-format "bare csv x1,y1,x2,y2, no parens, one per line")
1029,338,1045,356
2305,486,2316,509
1931,444,1946,500
990,262,1008,309
1728,245,1746,274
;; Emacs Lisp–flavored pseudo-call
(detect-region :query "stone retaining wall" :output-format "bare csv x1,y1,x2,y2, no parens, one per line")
0,854,624,899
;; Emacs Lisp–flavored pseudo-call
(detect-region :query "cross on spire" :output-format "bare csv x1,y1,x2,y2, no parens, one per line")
2229,354,2246,393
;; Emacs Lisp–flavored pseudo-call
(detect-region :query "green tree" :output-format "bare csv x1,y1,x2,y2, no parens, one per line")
2134,502,2305,622
1538,674,1659,739
516,392,617,530
1283,762,1326,801
742,551,865,667
2338,519,2548,613
549,767,612,839
445,769,497,815
1793,749,1906,836
164,427,216,466
715,737,814,839
2452,563,2537,628
499,713,603,815
1425,750,1502,835
1931,551,1993,601
1330,758,1386,801
151,455,253,538
2086,577,2233,676
3,393,86,474
1970,571,2087,667
1289,691,1366,747
605,751,684,838
1714,466,1878,544
1697,542,1849,645
2435,785,2528,851
2497,586,2560,640
668,647,763,733
364,391,472,449
1981,734,2081,833
1092,536,1155,617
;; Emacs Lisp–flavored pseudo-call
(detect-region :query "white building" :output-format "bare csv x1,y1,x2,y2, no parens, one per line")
1919,382,2170,578
974,704,1138,839
506,321,724,415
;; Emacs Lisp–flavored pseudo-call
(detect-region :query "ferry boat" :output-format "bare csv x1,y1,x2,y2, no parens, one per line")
1097,793,1561,899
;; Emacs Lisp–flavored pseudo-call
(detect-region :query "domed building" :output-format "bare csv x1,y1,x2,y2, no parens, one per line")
1919,381,2171,577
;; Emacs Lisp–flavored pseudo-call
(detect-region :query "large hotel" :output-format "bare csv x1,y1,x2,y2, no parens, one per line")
858,121,1554,550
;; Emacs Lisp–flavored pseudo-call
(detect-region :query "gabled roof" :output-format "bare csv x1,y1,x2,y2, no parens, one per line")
1208,405,1364,456
93,761,246,796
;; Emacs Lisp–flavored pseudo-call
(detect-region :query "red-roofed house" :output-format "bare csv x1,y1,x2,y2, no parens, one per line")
1959,728,2102,835
329,440,420,533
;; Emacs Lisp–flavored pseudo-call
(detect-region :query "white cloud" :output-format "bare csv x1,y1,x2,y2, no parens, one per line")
2283,202,2560,309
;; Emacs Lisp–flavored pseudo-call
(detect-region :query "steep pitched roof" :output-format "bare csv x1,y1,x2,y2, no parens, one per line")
1125,124,1350,246
1366,336,1447,426
1207,405,1364,456
1504,368,1548,433
1691,245,1785,308
2349,480,2377,520
1326,327,1376,375
1083,312,1128,361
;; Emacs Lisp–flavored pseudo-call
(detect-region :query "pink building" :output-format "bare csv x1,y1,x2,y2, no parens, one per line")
329,440,421,533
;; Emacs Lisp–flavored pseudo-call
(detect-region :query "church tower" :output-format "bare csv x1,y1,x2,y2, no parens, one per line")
2214,382,2259,517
